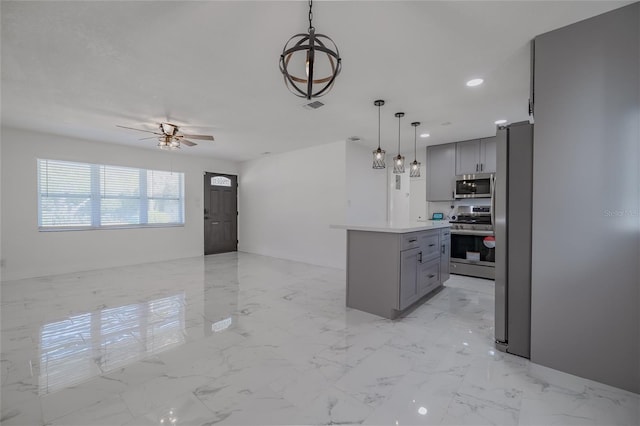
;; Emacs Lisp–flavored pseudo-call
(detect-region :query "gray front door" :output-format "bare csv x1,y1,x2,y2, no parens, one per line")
204,172,237,255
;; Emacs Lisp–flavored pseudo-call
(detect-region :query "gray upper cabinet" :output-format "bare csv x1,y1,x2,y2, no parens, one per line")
455,137,497,174
426,144,456,201
480,137,497,173
455,139,481,175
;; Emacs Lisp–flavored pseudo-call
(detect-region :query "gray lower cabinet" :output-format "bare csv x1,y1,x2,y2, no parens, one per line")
440,228,451,283
399,247,421,310
346,227,450,319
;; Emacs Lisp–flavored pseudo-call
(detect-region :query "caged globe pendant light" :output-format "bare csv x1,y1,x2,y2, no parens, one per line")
372,100,386,169
410,122,421,177
279,0,342,99
393,112,405,174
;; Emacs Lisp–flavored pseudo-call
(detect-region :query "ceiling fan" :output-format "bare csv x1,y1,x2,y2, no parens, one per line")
117,122,214,150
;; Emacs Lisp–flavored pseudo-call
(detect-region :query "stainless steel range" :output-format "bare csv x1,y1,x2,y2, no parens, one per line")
449,205,495,279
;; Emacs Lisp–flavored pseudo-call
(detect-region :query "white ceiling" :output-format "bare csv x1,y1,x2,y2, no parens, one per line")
1,1,631,162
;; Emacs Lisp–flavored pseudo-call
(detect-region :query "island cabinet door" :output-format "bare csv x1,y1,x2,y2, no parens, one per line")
440,229,451,283
399,247,421,310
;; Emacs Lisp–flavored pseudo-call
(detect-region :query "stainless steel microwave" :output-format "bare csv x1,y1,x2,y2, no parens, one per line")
454,173,494,199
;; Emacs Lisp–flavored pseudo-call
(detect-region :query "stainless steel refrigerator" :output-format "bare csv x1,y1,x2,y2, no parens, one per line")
494,121,533,358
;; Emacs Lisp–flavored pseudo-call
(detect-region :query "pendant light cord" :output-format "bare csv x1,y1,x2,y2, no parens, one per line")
308,0,314,31
397,115,401,154
414,125,417,161
377,104,381,150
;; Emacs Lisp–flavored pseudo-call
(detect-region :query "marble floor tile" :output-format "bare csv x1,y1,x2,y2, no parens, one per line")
1,252,638,425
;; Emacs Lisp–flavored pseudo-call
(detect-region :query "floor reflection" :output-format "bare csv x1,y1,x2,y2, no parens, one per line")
39,293,185,394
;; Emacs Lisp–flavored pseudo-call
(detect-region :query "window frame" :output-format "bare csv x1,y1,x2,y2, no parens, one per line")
37,159,185,232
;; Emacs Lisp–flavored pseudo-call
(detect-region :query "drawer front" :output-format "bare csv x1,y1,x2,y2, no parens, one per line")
419,258,440,296
401,232,420,250
421,233,440,260
441,228,450,241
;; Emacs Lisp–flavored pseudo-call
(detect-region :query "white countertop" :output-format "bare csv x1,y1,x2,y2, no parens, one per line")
331,221,450,234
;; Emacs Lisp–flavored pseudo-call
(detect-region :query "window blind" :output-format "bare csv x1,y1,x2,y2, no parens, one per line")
38,159,184,230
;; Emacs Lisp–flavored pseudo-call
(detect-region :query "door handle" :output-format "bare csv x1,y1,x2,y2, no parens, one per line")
491,175,496,226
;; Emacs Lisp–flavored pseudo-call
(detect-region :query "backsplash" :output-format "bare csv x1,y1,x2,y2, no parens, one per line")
426,198,491,220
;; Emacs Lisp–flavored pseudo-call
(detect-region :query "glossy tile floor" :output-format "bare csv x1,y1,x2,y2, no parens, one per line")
1,252,638,425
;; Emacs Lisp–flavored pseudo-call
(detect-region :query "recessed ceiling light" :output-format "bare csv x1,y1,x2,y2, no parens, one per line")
420,133,430,138
466,78,484,87
495,119,507,125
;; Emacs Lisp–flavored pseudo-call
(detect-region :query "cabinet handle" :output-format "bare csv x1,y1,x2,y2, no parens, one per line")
442,244,445,254
428,243,435,247
418,252,423,263
481,163,484,172
428,274,436,279
408,238,417,243
476,163,479,172
452,191,455,199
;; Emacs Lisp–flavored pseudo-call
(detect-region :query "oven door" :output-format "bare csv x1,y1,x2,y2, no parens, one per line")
450,230,495,266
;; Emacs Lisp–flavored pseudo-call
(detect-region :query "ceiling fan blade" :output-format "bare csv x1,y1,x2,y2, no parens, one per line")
180,134,214,141
116,125,160,135
139,136,159,141
181,139,197,147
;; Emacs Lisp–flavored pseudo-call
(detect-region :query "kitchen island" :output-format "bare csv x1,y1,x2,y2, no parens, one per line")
332,222,451,319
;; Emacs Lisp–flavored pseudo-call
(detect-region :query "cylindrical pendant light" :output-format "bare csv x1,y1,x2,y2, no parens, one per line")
393,112,405,174
372,100,386,169
410,122,421,177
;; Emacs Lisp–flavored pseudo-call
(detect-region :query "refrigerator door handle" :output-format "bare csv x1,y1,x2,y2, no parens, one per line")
494,127,508,347
491,175,496,227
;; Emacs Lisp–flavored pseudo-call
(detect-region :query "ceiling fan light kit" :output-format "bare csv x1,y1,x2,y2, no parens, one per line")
117,122,214,151
279,0,342,100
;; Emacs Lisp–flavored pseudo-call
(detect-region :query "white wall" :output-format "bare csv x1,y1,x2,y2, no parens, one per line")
409,148,427,221
388,158,411,223
238,141,347,270
0,127,238,281
345,143,387,223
